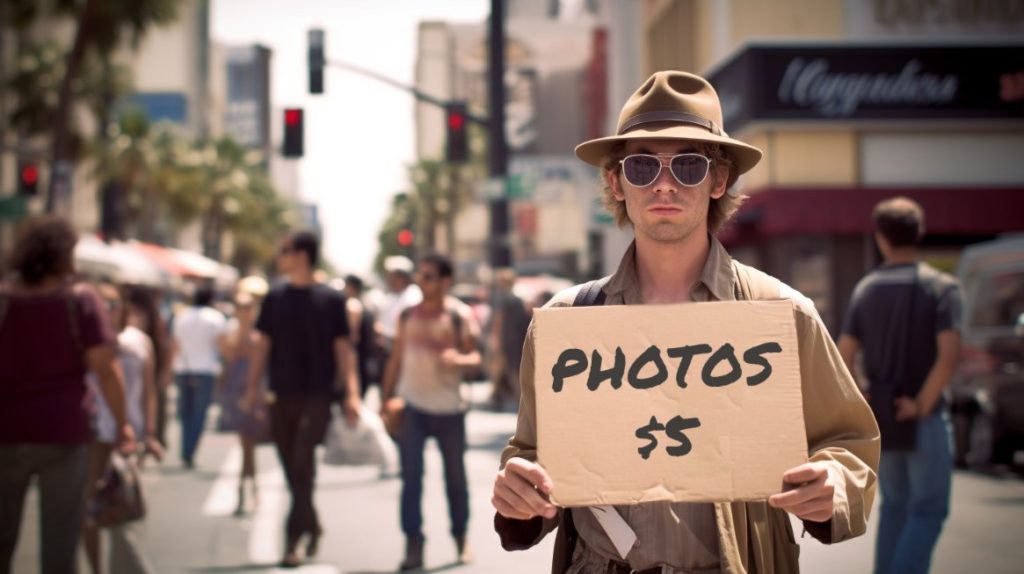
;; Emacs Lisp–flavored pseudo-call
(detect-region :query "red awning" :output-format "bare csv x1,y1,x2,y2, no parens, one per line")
719,186,1024,244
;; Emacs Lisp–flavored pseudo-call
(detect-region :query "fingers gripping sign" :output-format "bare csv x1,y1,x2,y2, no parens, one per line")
492,457,558,521
768,461,837,524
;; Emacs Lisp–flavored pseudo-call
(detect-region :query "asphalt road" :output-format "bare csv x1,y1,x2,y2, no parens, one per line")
11,384,1024,573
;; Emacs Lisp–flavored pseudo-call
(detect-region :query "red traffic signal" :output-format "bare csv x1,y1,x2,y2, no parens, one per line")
445,102,468,163
397,229,414,247
283,108,304,157
18,163,39,196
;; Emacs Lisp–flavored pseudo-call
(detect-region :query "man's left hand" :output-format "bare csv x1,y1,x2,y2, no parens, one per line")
768,462,836,523
342,394,361,427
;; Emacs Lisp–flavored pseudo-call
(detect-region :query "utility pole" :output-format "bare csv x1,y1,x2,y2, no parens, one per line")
488,0,511,268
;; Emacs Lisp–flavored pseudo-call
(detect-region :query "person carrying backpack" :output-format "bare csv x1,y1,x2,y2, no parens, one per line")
490,71,880,574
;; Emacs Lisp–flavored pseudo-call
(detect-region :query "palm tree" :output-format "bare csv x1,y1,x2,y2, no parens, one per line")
46,0,182,212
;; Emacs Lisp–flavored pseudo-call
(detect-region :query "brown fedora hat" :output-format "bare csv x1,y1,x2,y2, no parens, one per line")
575,71,762,184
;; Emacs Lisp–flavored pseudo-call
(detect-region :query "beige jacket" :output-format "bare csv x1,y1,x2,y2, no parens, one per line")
495,239,880,573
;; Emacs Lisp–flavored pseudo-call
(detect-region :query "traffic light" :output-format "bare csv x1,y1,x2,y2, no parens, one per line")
445,102,468,163
397,229,414,248
308,29,325,95
283,108,304,158
18,162,39,196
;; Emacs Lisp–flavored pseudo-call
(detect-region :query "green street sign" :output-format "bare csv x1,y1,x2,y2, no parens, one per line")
0,196,28,220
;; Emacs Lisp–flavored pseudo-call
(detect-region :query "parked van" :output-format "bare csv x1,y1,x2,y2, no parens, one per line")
951,236,1024,468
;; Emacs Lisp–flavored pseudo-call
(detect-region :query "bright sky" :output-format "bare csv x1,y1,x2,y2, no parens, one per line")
212,0,490,277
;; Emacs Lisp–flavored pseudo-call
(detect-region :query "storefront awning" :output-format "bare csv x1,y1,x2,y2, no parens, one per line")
719,186,1024,244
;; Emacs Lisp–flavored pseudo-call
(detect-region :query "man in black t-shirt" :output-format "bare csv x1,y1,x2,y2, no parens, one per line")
839,197,962,574
244,230,360,568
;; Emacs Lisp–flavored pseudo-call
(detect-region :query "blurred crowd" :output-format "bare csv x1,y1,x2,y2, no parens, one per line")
0,214,559,572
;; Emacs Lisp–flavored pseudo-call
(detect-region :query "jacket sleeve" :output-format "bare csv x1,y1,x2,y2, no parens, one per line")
495,319,562,550
794,303,880,544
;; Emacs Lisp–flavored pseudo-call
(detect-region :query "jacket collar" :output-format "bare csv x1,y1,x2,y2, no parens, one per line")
603,235,737,304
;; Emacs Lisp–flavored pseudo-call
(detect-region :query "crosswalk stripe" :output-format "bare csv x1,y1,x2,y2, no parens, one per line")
201,445,242,516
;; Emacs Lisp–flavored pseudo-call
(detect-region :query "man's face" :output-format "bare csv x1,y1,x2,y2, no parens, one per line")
608,139,728,244
275,240,296,275
415,262,450,298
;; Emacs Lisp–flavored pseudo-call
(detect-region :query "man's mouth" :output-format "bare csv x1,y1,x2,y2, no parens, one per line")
647,204,683,215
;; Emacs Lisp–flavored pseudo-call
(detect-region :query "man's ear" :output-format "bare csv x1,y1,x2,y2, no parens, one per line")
710,165,729,199
606,169,625,201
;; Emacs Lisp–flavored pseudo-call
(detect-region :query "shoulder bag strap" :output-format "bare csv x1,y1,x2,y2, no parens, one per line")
572,276,611,307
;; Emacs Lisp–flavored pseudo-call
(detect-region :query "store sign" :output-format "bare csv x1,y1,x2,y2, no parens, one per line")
708,45,1024,133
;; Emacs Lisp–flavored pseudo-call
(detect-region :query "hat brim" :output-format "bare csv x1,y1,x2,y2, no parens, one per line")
575,123,763,179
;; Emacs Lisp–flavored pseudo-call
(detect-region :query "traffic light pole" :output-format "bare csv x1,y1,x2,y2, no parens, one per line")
317,0,511,268
323,59,488,125
488,0,512,269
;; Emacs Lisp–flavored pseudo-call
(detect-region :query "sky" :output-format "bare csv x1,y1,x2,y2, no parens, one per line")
212,0,492,277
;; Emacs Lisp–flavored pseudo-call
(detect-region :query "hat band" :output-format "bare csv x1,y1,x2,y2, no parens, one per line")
618,111,721,136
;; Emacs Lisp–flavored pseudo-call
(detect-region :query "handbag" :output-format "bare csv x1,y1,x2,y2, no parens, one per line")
90,452,146,528
323,405,391,466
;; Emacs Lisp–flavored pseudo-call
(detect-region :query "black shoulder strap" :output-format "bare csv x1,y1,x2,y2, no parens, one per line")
449,307,463,340
572,276,610,307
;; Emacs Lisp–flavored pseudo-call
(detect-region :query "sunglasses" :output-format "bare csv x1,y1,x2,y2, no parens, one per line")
417,272,440,282
619,153,711,188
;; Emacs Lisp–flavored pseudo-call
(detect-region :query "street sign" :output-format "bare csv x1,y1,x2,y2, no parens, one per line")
0,196,28,220
475,174,533,200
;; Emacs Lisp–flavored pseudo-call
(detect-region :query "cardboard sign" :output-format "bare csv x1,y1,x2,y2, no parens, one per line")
534,300,807,507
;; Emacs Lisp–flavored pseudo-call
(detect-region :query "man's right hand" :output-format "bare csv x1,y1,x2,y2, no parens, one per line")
492,457,557,520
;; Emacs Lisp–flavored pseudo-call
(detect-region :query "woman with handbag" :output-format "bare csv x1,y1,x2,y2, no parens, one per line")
83,283,162,574
0,216,135,574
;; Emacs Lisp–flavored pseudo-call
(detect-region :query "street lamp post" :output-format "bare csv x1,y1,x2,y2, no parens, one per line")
488,0,511,269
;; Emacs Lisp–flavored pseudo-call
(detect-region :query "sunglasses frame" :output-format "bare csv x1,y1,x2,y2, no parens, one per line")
619,153,711,188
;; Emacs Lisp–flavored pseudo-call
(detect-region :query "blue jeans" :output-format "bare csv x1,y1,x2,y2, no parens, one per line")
399,405,469,539
176,373,215,466
0,444,88,574
874,412,952,574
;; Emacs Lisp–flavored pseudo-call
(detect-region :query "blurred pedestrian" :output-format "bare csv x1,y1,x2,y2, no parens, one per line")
243,231,360,568
381,253,481,570
218,291,269,516
378,255,422,357
343,274,382,399
0,215,134,574
83,283,161,574
838,197,962,574
170,283,227,469
486,268,530,411
491,71,879,573
125,287,172,461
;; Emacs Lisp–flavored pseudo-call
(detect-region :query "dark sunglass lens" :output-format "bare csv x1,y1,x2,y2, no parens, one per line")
670,155,708,186
623,155,661,187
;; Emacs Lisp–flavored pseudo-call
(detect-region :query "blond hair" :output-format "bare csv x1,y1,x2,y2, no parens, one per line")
599,142,744,233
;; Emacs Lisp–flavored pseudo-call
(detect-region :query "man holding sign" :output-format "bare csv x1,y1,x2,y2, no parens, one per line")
491,71,879,573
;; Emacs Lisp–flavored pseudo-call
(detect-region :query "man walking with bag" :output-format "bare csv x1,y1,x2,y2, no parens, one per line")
839,197,961,574
381,253,481,571
490,71,880,573
244,230,360,568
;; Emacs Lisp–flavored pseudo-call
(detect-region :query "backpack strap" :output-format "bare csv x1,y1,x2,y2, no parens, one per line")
572,276,611,307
